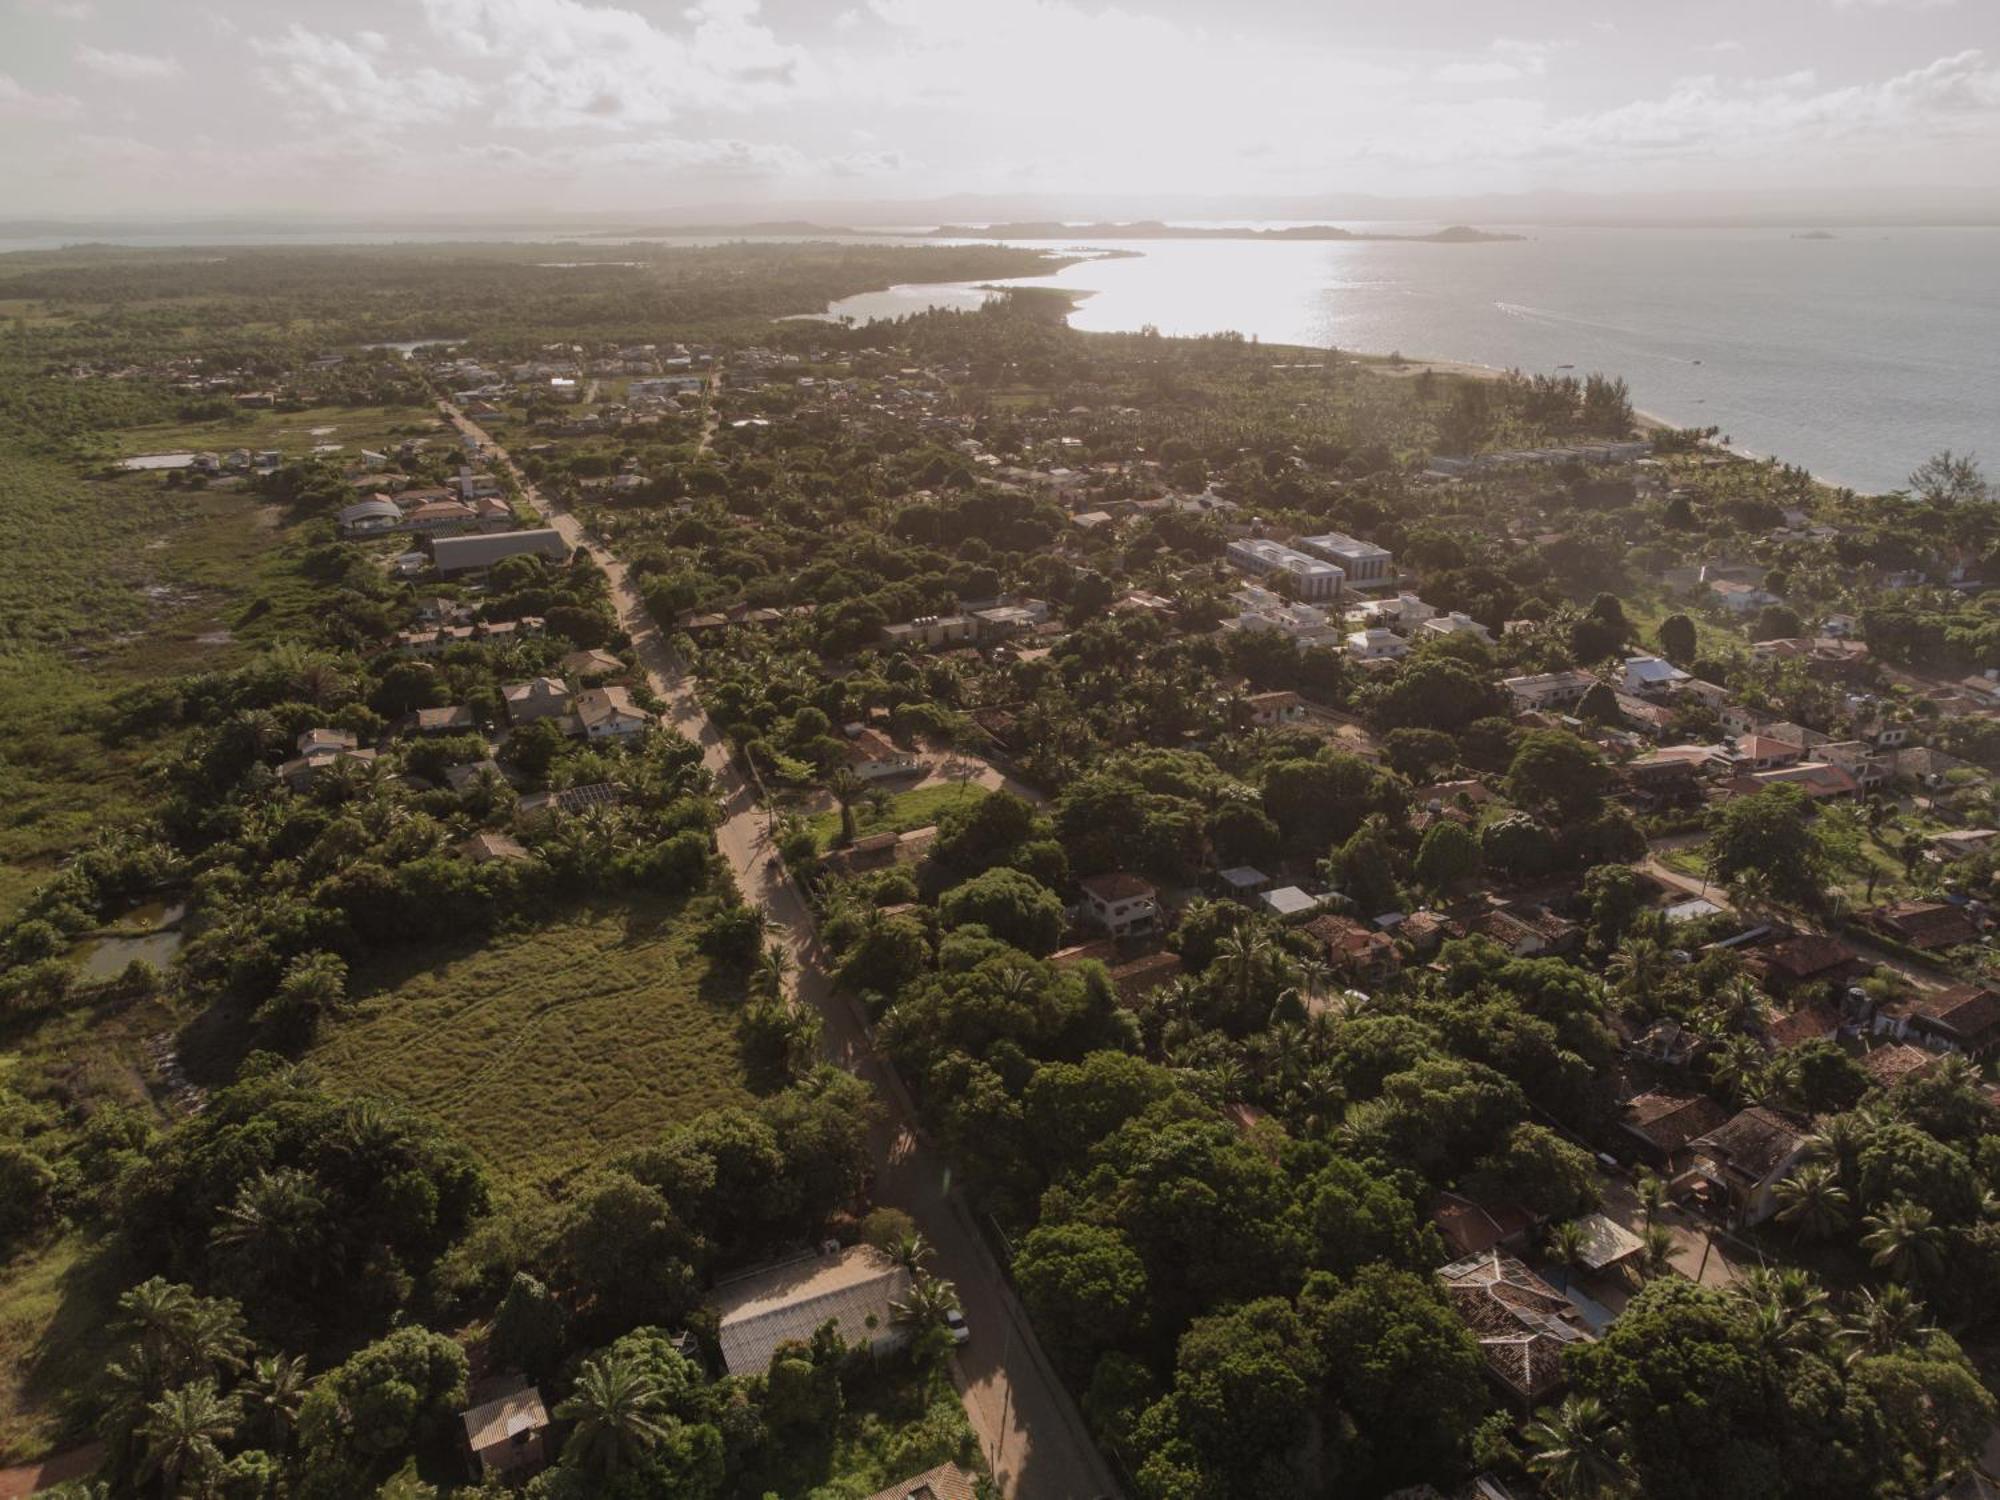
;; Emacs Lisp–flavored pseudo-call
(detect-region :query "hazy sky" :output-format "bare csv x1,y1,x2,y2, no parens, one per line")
3,0,1999,217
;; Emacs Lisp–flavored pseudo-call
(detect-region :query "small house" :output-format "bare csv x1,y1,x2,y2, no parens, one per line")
460,1381,549,1481
1078,872,1160,938
574,686,652,741
1690,1106,1810,1226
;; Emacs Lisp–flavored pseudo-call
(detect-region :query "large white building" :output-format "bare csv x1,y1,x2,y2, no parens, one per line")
1225,538,1345,602
1299,532,1395,589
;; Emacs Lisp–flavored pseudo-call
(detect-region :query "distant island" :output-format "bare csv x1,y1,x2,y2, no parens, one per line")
918,219,1523,243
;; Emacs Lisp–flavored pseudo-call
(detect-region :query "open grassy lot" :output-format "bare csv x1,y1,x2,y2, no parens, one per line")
809,782,988,851
313,896,757,1192
86,403,442,465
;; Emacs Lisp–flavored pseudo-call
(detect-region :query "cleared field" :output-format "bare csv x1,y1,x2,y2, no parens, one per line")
809,782,988,850
313,897,756,1189
94,403,443,464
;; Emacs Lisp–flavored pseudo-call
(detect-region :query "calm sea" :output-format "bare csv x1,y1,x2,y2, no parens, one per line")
5,224,1993,494
822,226,2000,496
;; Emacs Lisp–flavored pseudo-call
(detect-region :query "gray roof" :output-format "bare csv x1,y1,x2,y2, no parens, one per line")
711,1247,911,1377
432,528,569,573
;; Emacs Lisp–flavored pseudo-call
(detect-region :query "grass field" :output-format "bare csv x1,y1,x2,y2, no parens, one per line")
809,782,988,851
313,896,756,1191
88,403,443,465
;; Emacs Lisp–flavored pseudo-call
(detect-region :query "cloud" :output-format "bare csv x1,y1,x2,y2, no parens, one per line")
1698,39,1745,55
421,0,812,128
1830,0,1957,8
18,0,93,19
252,24,481,125
0,72,81,120
76,46,183,80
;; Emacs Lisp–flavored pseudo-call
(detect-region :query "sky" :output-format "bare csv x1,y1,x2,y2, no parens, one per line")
3,0,2000,219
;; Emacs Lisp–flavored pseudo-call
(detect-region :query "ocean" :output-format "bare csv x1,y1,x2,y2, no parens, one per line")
820,226,2000,496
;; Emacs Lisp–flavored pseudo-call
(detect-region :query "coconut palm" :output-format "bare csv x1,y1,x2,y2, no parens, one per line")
1774,1162,1851,1241
1740,1267,1836,1359
826,767,867,844
239,1353,309,1452
1214,927,1274,1016
1860,1200,1947,1285
886,1232,933,1276
210,1167,328,1271
891,1273,962,1335
1706,1035,1770,1105
753,940,793,1003
555,1349,674,1477
1607,936,1670,1012
136,1380,239,1498
1632,1170,1668,1227
1545,1220,1591,1292
1524,1394,1629,1499
1637,1224,1678,1282
113,1279,249,1384
1728,866,1777,917
1840,1283,1936,1362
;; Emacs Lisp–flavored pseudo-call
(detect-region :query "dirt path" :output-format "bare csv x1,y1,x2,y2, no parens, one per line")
439,399,1120,1499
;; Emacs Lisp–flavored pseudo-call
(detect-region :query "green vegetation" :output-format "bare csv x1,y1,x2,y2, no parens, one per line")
806,781,988,850
313,897,757,1189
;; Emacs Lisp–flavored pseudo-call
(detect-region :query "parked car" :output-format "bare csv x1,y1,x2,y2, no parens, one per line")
945,1308,970,1346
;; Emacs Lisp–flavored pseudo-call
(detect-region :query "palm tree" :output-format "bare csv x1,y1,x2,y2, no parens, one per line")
555,1349,673,1477
1607,936,1670,1012
753,941,793,1003
239,1353,308,1452
113,1279,249,1384
1707,1035,1770,1105
886,1232,932,1276
1839,1283,1935,1362
1524,1394,1629,1499
1545,1220,1591,1292
136,1380,239,1498
1860,1200,1947,1285
209,1168,328,1276
891,1272,962,1336
1728,867,1776,918
826,767,867,845
1632,1170,1668,1227
1637,1223,1678,1282
1740,1267,1836,1360
1774,1162,1850,1241
1214,927,1273,1017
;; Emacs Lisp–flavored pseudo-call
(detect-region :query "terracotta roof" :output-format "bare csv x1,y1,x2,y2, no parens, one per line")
1766,1000,1840,1050
1753,933,1859,982
1080,871,1156,902
1910,983,2000,1049
1867,901,1979,951
1109,950,1183,1005
1620,1091,1731,1156
1692,1106,1809,1183
863,1462,979,1500
1859,1043,1938,1089
1438,1252,1591,1403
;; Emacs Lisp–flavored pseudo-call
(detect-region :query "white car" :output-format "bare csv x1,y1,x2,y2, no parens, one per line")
945,1308,970,1346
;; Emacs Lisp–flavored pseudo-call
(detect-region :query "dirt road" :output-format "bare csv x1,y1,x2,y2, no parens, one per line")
442,402,1120,1499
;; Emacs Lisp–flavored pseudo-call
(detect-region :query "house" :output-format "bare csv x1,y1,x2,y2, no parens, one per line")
1690,1106,1810,1226
1619,655,1691,698
1079,872,1160,937
1732,734,1804,772
845,726,919,780
1260,886,1320,922
1618,1091,1732,1174
1431,1192,1537,1259
443,759,507,793
1300,913,1401,984
1710,579,1781,612
278,744,376,790
406,705,478,736
1858,1042,1939,1090
1766,998,1842,1050
1928,829,2000,862
1820,612,1860,638
1108,950,1183,1006
1346,626,1410,661
1225,537,1345,601
404,499,481,535
1728,761,1859,801
459,1381,549,1480
1216,865,1271,899
863,1461,979,1500
1245,690,1306,727
296,727,358,757
710,1246,913,1377
1816,740,1892,791
338,497,403,536
1501,669,1598,714
1297,531,1394,588
574,686,652,740
562,648,625,678
1864,900,1979,951
881,615,977,650
458,831,530,864
1874,982,2000,1059
1437,1251,1593,1410
1621,750,1706,806
1421,611,1493,643
1467,902,1580,957
1747,933,1862,994
432,528,570,577
503,676,573,725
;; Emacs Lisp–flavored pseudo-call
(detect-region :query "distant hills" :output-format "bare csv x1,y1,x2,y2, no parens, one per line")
917,220,1521,243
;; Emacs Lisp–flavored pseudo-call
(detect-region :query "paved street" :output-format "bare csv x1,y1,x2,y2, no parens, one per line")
441,401,1120,1500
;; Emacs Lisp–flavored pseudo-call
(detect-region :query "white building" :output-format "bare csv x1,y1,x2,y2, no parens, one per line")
1346,627,1410,661
1620,655,1691,697
1420,611,1493,644
1233,587,1341,645
1225,538,1345,602
1079,873,1160,937
1299,532,1394,589
1501,670,1598,713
